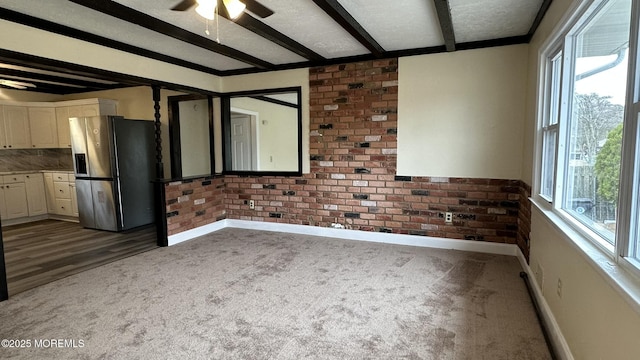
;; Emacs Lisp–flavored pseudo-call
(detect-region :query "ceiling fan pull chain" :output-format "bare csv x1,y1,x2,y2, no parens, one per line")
205,19,210,36
215,2,220,43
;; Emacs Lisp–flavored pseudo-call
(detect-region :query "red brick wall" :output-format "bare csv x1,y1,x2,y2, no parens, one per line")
164,59,533,257
165,177,226,236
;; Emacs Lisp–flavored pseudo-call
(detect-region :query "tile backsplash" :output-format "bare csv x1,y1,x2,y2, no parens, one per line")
0,149,73,172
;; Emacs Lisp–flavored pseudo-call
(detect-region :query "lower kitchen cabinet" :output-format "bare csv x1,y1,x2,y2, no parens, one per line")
0,172,75,224
25,173,47,216
45,171,77,218
1,182,28,220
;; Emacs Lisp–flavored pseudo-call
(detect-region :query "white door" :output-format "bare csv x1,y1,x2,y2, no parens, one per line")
230,114,252,171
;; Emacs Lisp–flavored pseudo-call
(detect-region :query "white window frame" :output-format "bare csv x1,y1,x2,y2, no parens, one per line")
534,0,640,281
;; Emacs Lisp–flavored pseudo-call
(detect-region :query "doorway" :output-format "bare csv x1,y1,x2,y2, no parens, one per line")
230,108,259,171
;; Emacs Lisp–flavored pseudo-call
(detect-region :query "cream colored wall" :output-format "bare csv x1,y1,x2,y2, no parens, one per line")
530,210,640,359
222,69,310,173
526,0,640,359
0,88,63,102
397,45,528,179
178,99,211,177
0,20,222,92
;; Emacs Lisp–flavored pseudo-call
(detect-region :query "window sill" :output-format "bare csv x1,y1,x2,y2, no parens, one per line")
530,198,640,315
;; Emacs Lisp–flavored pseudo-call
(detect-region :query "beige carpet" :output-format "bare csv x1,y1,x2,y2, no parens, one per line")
0,228,551,359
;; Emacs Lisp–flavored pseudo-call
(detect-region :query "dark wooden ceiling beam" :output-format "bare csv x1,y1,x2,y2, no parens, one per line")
0,7,224,76
68,0,273,69
228,12,325,61
527,0,553,40
433,0,456,52
311,0,385,57
0,68,117,90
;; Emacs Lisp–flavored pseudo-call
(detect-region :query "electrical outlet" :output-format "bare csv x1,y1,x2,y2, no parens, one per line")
445,212,453,223
557,278,563,298
534,262,544,294
249,200,255,210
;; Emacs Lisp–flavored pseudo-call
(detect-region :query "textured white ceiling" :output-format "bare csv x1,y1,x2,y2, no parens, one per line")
450,0,543,43
337,0,444,51
1,0,250,71
1,0,548,75
114,0,307,65
257,0,370,58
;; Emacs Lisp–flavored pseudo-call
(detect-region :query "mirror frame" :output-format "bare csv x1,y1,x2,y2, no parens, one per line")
168,94,216,179
221,86,303,176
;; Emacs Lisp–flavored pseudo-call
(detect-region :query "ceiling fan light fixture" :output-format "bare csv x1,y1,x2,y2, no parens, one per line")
223,0,246,19
195,0,216,20
0,79,36,90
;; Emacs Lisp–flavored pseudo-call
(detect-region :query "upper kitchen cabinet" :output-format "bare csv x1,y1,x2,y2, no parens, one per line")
29,107,58,148
55,99,118,148
0,105,31,149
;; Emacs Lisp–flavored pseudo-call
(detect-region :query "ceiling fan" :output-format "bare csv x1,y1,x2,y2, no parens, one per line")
171,0,274,20
0,79,36,90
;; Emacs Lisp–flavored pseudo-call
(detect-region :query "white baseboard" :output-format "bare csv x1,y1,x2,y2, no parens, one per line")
225,219,518,256
167,220,228,246
516,249,574,360
169,219,518,256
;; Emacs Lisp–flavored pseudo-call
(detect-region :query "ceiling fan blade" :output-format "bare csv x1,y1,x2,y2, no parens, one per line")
243,0,274,18
171,0,197,11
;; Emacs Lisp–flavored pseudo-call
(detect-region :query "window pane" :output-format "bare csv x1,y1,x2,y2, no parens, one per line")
541,129,557,199
563,0,631,245
549,53,562,126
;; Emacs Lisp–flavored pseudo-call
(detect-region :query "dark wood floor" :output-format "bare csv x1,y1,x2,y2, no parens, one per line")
2,220,158,296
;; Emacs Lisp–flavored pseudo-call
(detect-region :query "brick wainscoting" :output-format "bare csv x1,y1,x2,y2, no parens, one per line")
162,59,533,259
165,177,226,236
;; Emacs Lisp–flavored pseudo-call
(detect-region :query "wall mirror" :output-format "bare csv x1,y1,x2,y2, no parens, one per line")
168,94,215,179
222,87,302,176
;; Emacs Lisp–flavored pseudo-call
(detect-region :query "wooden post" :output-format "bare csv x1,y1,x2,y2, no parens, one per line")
152,85,168,247
0,217,8,301
153,85,164,179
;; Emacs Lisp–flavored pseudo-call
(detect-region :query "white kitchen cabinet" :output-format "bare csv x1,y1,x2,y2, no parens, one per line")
55,107,72,148
29,107,58,148
54,100,117,149
43,173,57,213
3,183,28,219
24,173,47,216
70,182,79,217
45,172,76,217
1,105,31,149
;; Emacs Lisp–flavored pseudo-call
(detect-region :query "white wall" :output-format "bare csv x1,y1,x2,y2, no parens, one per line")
526,0,640,359
397,45,528,179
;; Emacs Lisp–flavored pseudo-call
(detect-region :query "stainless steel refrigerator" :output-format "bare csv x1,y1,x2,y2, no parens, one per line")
70,116,155,232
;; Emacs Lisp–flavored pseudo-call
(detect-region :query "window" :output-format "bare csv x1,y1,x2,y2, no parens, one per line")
538,0,635,263
540,50,562,200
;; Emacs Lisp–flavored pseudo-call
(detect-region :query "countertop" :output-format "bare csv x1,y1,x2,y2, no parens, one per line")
0,170,74,176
